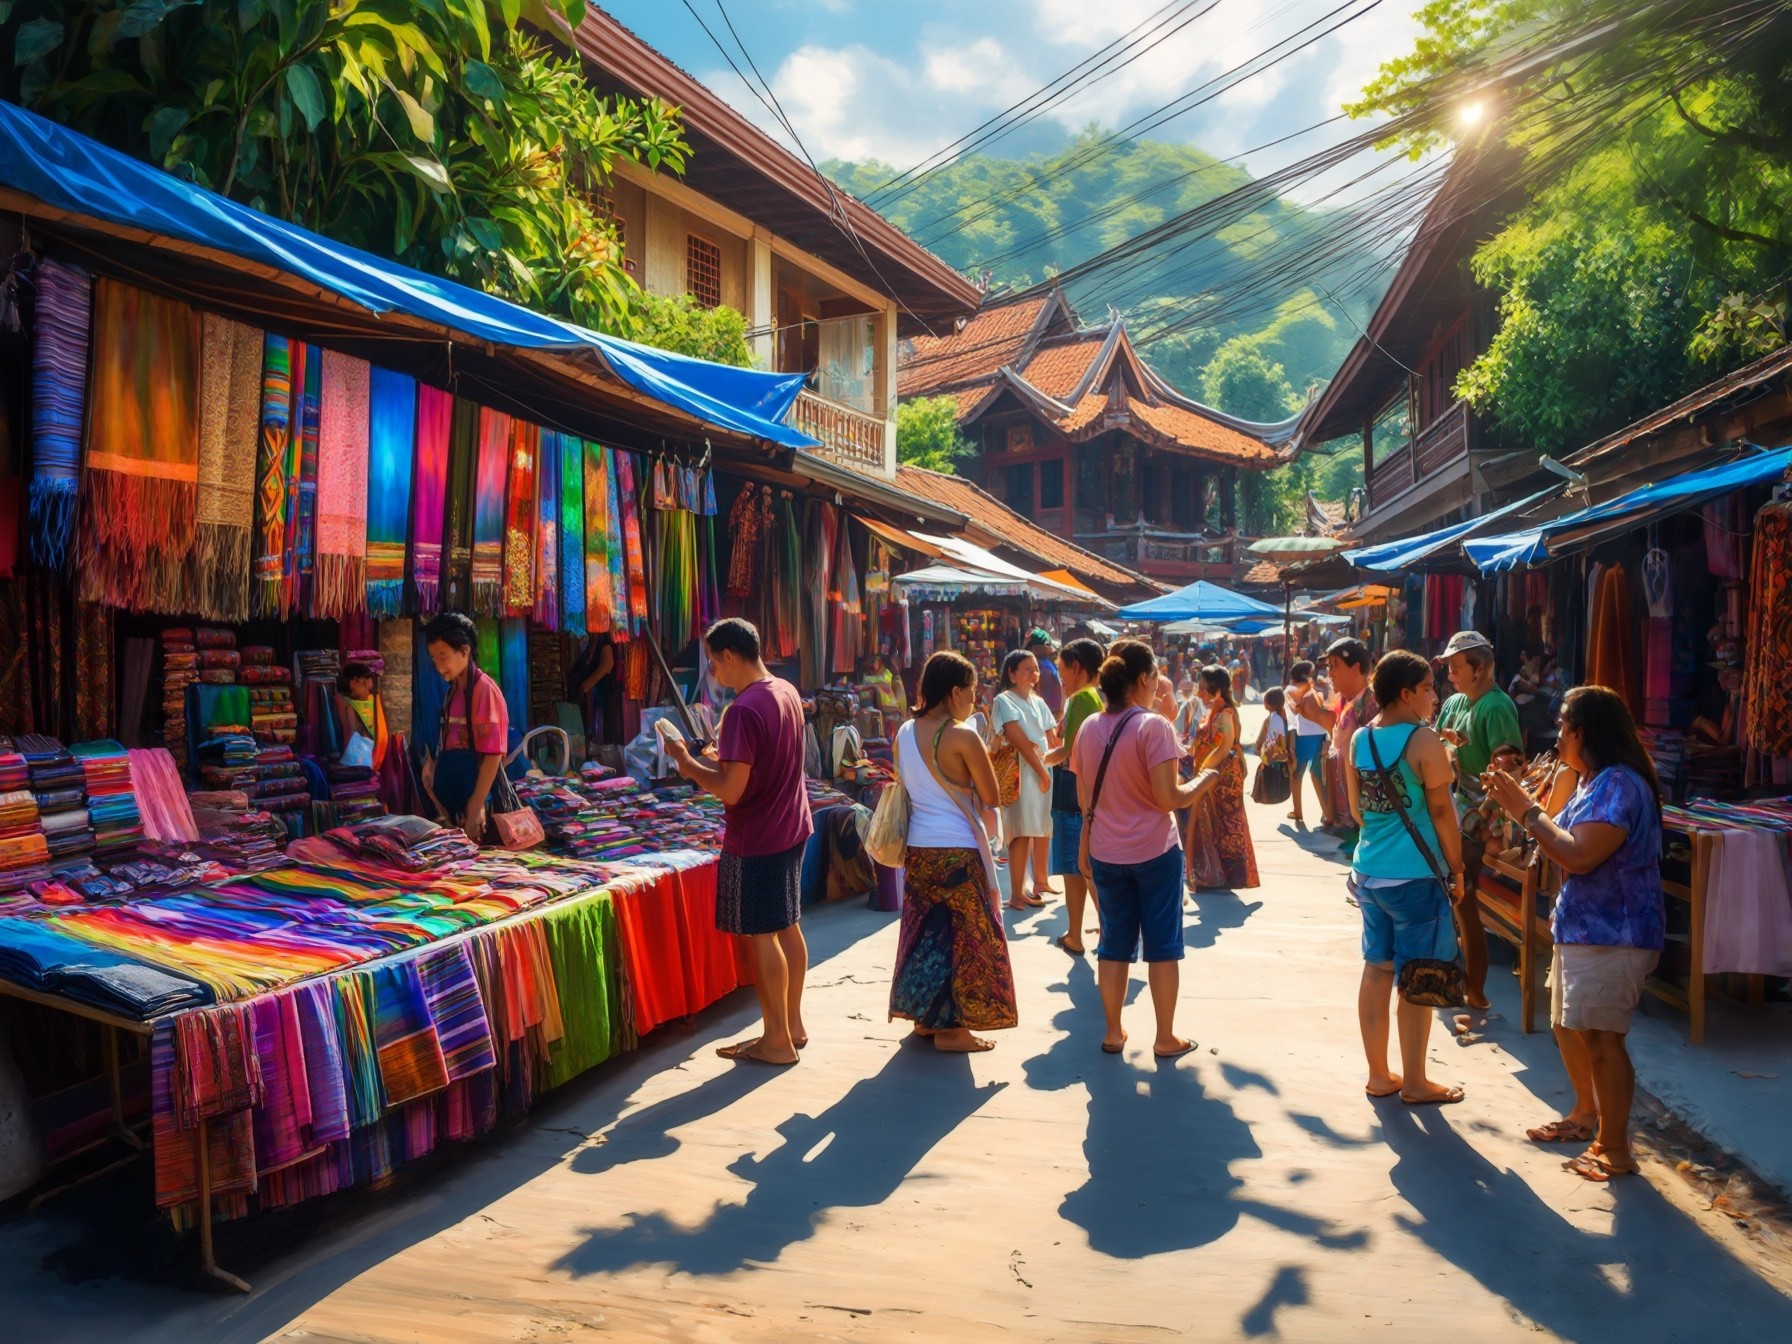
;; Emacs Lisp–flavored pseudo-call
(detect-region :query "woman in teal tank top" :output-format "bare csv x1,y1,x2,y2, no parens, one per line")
1345,650,1466,1108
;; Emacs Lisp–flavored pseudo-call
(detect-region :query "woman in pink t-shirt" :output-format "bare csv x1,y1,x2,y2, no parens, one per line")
1072,639,1219,1059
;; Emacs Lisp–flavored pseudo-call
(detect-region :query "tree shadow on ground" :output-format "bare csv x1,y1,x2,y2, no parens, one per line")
1022,960,1368,1262
1380,1103,1792,1339
552,1045,1005,1278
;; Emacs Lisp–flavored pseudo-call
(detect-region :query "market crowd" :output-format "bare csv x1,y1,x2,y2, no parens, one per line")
670,614,1664,1184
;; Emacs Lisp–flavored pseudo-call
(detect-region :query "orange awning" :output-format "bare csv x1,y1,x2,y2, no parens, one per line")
855,515,943,559
1039,568,1098,595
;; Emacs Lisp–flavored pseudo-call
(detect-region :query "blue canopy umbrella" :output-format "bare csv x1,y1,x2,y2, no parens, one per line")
1116,579,1283,623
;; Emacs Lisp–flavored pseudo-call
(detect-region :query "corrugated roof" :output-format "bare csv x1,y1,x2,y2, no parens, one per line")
901,295,1050,394
890,465,1160,596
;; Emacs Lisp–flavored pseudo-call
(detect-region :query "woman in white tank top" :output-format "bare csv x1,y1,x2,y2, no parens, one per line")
889,651,1017,1054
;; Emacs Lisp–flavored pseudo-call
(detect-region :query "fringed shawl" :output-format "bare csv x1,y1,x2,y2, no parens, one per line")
286,347,322,616
533,429,559,630
470,408,511,617
583,440,614,634
364,368,417,618
409,385,452,614
28,258,90,571
252,335,294,618
443,397,478,612
188,313,262,621
616,452,649,636
501,418,537,617
559,433,586,636
81,279,202,611
312,349,371,619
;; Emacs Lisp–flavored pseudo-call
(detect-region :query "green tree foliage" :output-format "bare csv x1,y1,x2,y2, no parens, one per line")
1,0,690,338
1200,340,1300,422
1352,1,1792,450
634,292,752,368
896,395,972,475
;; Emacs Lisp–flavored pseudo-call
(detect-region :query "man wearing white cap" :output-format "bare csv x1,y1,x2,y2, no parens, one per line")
1437,629,1524,1012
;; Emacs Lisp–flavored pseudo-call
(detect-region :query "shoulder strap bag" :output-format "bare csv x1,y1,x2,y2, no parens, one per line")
920,717,1001,896
864,724,914,869
1077,708,1143,876
1365,727,1465,1008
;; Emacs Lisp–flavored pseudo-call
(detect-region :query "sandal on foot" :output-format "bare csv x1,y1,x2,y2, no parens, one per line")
1401,1086,1465,1106
1053,934,1086,956
1365,1082,1403,1098
1100,1035,1128,1055
1525,1119,1595,1144
1153,1038,1197,1059
1565,1151,1637,1182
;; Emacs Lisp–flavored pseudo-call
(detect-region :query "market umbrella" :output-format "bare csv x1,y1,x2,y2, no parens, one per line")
1247,535,1350,560
1116,579,1282,623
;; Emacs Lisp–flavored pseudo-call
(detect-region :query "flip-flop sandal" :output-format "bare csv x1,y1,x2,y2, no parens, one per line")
730,1045,799,1067
1053,934,1086,956
1365,1083,1403,1098
1153,1039,1198,1059
1525,1119,1595,1144
1101,1037,1128,1054
1401,1087,1465,1106
1565,1152,1637,1182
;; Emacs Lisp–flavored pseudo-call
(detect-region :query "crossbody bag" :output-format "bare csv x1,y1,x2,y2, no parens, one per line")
1076,708,1143,876
1365,727,1465,1008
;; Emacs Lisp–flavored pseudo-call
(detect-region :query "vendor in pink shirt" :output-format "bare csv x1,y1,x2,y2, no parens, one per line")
1072,639,1219,1060
423,611,511,844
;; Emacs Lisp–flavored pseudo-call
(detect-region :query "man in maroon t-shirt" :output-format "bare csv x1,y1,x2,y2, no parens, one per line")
666,618,814,1067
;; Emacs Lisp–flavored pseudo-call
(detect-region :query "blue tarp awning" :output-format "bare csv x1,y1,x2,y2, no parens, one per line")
0,99,818,449
1344,487,1560,573
1466,446,1792,573
1117,579,1283,622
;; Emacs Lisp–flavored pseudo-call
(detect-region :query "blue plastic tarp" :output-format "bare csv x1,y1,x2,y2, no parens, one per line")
0,99,817,449
1117,579,1283,622
1466,446,1792,573
1344,487,1559,573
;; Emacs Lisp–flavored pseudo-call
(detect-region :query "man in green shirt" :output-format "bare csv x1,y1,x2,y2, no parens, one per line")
1044,638,1106,956
1437,629,1524,1011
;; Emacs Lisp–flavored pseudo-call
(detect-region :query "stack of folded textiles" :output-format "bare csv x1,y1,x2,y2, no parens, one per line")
161,628,199,768
195,627,240,686
0,788,50,891
188,804,289,872
324,764,383,825
20,735,94,860
0,749,30,794
240,646,297,744
295,649,342,758
71,740,145,858
248,745,311,816
320,814,480,871
196,731,259,794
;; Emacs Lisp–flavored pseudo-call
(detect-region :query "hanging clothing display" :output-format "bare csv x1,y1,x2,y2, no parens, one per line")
607,450,634,638
251,334,294,618
583,440,614,634
616,452,649,636
830,510,862,675
312,349,371,620
502,418,537,618
187,312,263,622
1586,562,1639,716
469,407,511,617
558,430,586,637
1743,500,1792,757
408,386,453,615
284,347,322,617
28,258,90,571
442,396,478,613
364,368,417,619
533,429,559,630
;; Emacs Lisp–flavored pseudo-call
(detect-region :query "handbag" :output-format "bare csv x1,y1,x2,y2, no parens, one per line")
864,730,913,868
1077,708,1143,876
1365,727,1466,1008
1252,757,1291,806
987,695,1022,807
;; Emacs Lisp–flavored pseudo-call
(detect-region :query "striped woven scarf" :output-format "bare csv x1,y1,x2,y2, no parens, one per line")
312,349,371,619
409,385,452,614
287,346,322,615
501,418,536,617
558,431,585,636
583,440,614,633
470,408,511,616
616,451,648,635
443,397,477,612
187,313,262,621
533,429,559,629
28,259,90,571
252,335,293,617
365,368,417,618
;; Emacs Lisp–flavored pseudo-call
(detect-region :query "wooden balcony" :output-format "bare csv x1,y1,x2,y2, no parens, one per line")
792,389,889,476
1366,401,1470,512
1075,525,1244,583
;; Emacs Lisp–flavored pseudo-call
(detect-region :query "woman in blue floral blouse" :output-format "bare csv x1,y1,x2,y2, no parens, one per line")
1487,685,1664,1182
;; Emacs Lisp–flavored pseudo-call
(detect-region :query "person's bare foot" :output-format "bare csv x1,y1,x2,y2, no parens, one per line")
908,1025,937,1040
1400,1081,1465,1105
932,1028,995,1053
1365,1073,1403,1098
1153,1037,1197,1059
1038,881,1061,894
1465,993,1492,1012
1101,1031,1128,1054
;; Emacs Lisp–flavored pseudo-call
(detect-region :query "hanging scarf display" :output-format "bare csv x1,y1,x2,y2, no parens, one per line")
616,452,649,635
805,503,837,685
727,485,769,596
502,418,537,617
1743,501,1792,757
584,440,614,633
500,617,530,735
830,513,861,674
364,368,417,619
252,335,294,618
408,385,452,615
81,279,203,612
533,429,559,629
470,408,511,617
188,313,263,622
653,509,697,653
443,397,478,613
312,349,372,620
768,492,802,660
283,346,322,617
28,258,90,571
558,432,586,637
605,448,630,640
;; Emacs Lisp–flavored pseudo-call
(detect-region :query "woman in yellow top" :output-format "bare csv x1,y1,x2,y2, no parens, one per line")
861,652,906,735
334,661,390,768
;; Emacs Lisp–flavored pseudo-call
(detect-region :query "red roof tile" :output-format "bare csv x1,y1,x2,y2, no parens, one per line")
900,296,1049,394
1018,335,1108,402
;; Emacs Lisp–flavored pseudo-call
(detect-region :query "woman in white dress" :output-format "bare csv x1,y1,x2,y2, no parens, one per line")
994,649,1057,910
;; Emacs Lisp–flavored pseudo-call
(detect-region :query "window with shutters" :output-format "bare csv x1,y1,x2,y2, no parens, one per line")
686,234,722,308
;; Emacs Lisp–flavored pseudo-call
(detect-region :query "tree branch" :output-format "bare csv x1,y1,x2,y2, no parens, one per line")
1669,90,1779,157
1659,190,1788,252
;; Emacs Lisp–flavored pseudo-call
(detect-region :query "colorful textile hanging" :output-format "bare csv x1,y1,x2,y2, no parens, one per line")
1743,502,1792,757
728,485,769,596
805,502,836,685
533,429,559,630
475,618,502,709
313,349,372,619
81,279,202,611
830,510,861,674
470,407,511,617
443,396,478,612
73,601,114,743
283,345,322,617
584,440,614,633
365,368,417,618
28,258,90,571
653,509,697,652
768,492,802,660
558,432,586,636
188,313,262,622
409,385,452,614
252,335,294,618
502,418,537,617
616,452,649,635
500,617,529,734
606,453,630,639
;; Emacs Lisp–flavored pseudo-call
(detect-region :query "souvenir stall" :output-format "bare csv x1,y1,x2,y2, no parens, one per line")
0,103,930,1281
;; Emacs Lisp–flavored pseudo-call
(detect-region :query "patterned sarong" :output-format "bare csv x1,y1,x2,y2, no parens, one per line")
28,259,90,570
312,349,371,618
502,417,536,616
470,407,511,616
583,439,613,633
365,367,417,618
444,396,477,611
409,385,452,614
559,432,586,636
188,313,262,621
533,428,559,629
889,846,1018,1032
252,335,294,617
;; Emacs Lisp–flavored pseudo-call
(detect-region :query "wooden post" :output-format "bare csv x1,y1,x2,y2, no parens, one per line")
194,1120,250,1293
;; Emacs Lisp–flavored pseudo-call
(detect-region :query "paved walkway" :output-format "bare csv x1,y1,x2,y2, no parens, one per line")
8,778,1792,1342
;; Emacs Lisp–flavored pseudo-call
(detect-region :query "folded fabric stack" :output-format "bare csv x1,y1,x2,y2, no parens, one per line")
342,648,384,677
324,764,383,826
0,788,50,892
196,731,259,793
71,740,145,859
513,770,723,863
20,735,93,861
320,814,480,871
0,751,30,794
161,629,199,768
195,628,241,686
188,805,289,872
248,745,311,817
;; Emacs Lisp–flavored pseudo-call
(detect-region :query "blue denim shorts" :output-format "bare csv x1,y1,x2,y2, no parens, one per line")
1294,734,1325,774
1048,810,1083,876
1357,877,1457,973
1091,845,1185,963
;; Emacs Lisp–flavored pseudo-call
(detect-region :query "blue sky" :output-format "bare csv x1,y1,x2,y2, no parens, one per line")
601,0,1428,177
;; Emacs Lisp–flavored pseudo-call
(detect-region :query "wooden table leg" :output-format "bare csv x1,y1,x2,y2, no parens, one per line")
1688,835,1708,1047
105,1026,144,1151
194,1121,250,1294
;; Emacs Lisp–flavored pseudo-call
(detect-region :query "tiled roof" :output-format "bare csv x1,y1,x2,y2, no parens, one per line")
900,295,1050,395
1241,560,1285,586
1018,335,1107,401
1129,400,1281,466
890,465,1160,596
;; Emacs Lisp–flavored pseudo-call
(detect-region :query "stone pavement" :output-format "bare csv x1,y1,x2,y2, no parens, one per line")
6,767,1792,1342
